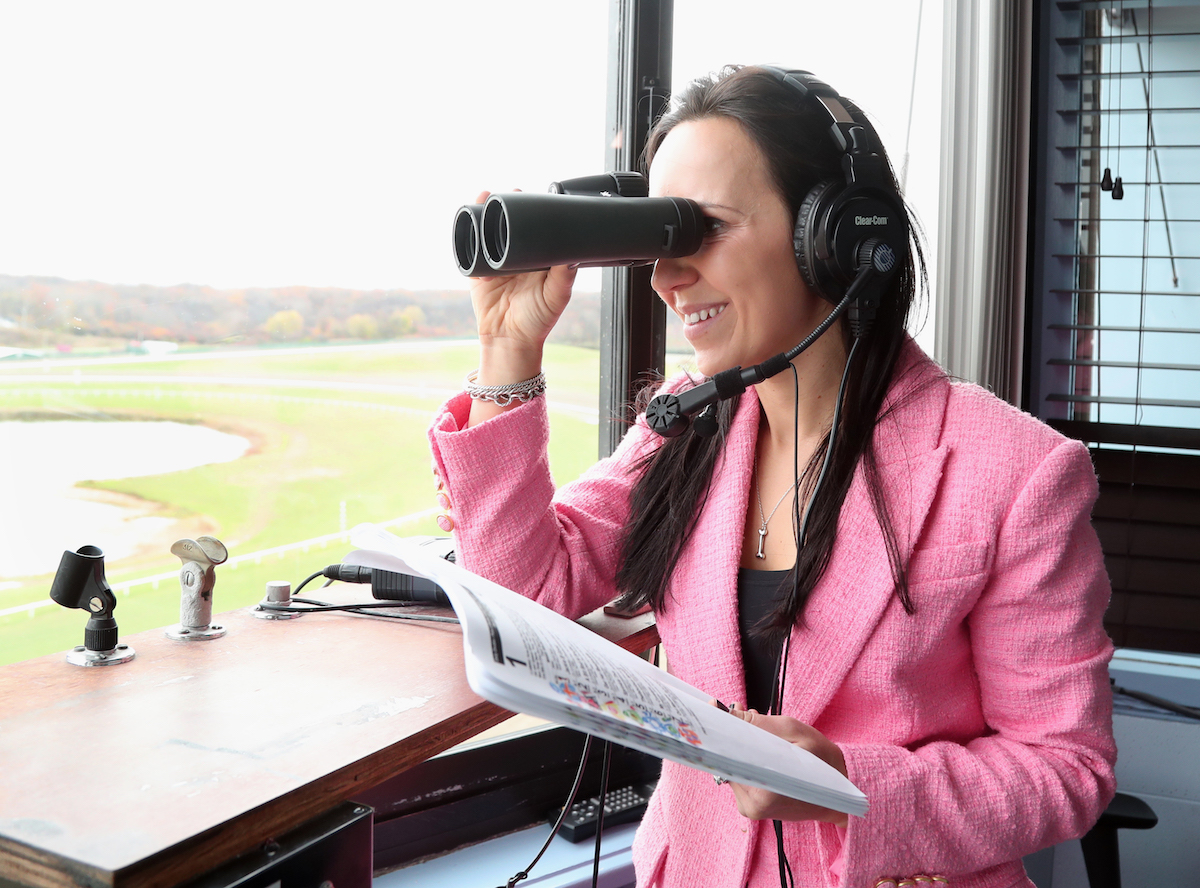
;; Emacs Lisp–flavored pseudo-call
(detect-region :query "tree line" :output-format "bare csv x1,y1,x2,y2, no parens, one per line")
0,275,604,349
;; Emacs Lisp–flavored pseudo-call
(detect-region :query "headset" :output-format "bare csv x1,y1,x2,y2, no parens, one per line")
759,66,909,315
644,67,911,438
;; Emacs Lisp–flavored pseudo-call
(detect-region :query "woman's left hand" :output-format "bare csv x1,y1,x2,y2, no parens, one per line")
725,706,850,827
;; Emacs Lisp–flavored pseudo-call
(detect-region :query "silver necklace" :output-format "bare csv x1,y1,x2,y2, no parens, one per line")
754,456,799,559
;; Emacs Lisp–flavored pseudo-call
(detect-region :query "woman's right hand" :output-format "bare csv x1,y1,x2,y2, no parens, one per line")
469,191,578,354
467,191,578,425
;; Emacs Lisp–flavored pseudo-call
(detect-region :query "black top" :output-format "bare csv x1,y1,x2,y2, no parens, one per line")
736,568,792,714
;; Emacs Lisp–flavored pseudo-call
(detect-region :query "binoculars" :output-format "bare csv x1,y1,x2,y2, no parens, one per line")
452,172,706,276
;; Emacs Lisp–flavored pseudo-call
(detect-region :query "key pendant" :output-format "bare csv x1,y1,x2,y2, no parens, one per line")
756,526,767,559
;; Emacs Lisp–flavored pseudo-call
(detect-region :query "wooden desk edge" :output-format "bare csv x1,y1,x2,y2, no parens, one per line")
117,702,512,888
2,608,660,888
0,835,108,888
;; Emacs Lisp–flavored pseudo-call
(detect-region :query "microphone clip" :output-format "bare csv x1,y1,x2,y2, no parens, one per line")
50,545,136,667
692,404,719,438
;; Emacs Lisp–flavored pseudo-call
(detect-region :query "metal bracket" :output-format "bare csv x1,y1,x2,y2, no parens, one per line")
165,536,229,640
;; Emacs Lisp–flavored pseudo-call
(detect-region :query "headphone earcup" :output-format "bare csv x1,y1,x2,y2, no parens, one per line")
793,179,840,302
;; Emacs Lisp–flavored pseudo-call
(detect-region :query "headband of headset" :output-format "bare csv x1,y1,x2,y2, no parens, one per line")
759,66,909,305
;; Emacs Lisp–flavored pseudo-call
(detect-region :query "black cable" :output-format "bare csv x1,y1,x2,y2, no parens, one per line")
798,335,861,549
771,361,804,718
291,597,392,608
782,291,854,363
767,362,803,888
1113,681,1200,720
645,290,856,438
773,819,795,888
772,336,861,716
281,561,451,611
258,598,459,624
767,363,802,888
766,337,860,888
292,569,327,597
501,735,594,888
591,740,613,888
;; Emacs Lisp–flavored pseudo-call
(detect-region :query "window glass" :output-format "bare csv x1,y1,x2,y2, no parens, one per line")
0,2,607,664
668,0,943,361
1076,4,1200,433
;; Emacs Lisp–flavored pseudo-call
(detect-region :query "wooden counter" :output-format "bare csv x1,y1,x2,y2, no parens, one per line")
0,595,657,888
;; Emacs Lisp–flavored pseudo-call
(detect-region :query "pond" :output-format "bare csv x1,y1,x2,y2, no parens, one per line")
0,421,250,580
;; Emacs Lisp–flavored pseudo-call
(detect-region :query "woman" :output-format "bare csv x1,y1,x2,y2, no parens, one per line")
429,66,1115,888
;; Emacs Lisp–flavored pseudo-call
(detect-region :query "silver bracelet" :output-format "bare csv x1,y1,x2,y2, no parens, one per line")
464,369,547,407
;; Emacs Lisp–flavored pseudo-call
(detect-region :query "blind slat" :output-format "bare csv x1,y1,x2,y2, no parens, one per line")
1048,324,1200,334
1048,358,1200,371
1049,287,1200,297
1050,419,1200,450
1046,393,1200,408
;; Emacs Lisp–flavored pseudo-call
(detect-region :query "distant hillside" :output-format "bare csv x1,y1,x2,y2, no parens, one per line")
0,275,603,350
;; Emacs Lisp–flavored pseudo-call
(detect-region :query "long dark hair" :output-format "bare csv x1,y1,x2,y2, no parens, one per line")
613,66,928,636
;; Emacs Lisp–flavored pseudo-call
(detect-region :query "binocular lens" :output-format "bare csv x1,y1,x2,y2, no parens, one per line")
481,199,510,268
453,204,488,276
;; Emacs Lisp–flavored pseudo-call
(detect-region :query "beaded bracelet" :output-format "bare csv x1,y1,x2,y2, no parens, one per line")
464,369,547,407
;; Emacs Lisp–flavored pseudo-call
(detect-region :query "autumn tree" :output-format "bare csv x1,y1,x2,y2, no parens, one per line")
263,309,305,340
385,305,426,337
346,313,379,340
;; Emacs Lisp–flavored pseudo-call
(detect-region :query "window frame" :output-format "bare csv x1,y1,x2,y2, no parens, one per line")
599,0,674,457
356,0,674,874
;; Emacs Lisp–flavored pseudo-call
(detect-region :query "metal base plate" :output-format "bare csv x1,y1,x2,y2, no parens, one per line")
66,644,136,666
165,623,227,640
252,604,302,620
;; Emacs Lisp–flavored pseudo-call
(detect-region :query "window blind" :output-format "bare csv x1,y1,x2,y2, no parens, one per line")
1033,0,1200,435
1029,0,1200,653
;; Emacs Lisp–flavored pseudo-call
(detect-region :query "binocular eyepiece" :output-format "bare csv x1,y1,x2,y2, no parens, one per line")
453,172,707,277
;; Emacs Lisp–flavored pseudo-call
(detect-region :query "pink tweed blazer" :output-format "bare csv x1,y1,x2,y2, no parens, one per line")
428,341,1116,888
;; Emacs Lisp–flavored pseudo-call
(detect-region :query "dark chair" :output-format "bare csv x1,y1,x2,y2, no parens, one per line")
1079,792,1158,888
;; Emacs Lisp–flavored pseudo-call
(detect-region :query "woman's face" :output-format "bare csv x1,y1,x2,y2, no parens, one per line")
649,116,825,378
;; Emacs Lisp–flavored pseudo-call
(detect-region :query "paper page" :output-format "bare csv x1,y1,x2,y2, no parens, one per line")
349,523,867,816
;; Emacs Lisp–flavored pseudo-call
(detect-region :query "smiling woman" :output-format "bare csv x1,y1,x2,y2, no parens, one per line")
648,115,830,377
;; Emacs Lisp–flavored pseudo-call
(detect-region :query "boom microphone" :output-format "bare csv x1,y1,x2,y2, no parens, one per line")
643,247,891,438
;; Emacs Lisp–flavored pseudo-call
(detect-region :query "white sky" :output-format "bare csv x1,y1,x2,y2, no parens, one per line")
0,1,942,295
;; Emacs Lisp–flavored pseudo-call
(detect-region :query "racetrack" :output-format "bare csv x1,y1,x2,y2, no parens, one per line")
0,340,604,665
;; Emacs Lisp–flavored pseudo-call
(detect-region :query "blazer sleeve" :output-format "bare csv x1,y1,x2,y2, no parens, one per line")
827,439,1117,886
428,392,661,619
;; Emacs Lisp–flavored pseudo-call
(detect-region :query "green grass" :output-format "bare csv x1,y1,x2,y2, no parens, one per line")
0,341,603,665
